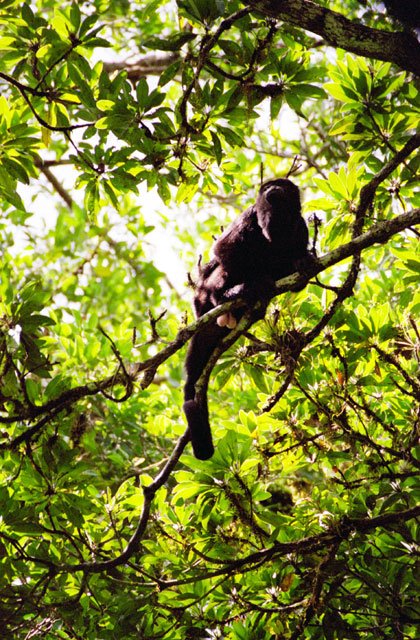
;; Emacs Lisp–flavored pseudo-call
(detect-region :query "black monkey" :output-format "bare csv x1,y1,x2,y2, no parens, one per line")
382,0,420,30
184,178,310,460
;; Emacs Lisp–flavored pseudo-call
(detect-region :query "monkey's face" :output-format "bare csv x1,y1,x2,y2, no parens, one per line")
256,178,301,241
258,178,300,207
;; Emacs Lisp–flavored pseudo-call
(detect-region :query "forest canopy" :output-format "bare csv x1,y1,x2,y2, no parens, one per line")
1,1,420,638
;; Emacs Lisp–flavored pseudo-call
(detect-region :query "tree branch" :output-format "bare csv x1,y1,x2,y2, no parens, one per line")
36,161,74,210
78,503,420,584
62,428,190,573
247,0,420,76
279,207,420,294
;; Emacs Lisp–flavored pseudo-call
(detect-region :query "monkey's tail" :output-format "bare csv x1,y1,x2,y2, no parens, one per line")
183,326,225,460
183,397,214,460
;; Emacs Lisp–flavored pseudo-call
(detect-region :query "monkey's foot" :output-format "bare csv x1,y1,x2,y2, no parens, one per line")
216,312,237,328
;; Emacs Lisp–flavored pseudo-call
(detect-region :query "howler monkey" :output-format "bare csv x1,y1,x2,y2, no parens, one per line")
382,0,420,30
184,178,310,460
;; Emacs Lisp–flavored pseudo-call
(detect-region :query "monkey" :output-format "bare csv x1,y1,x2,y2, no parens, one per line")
183,178,310,460
382,0,420,30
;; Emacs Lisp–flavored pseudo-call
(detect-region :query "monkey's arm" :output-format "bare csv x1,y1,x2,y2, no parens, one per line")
212,206,268,280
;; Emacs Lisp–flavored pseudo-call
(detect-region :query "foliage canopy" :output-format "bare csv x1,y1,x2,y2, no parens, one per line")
1,0,420,638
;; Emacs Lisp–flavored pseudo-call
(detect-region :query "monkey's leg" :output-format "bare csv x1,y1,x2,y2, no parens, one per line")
184,323,227,460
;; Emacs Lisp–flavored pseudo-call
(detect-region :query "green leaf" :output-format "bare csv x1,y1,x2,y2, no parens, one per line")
324,82,359,102
176,180,199,204
159,59,181,87
78,12,98,38
96,99,115,111
21,2,35,27
210,131,222,165
216,125,243,147
292,83,327,99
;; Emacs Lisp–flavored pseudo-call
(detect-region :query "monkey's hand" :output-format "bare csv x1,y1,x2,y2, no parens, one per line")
294,251,318,274
215,278,277,326
291,252,318,291
226,279,277,304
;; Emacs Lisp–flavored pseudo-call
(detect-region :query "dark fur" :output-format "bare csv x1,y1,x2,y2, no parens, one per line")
382,0,420,30
184,178,309,460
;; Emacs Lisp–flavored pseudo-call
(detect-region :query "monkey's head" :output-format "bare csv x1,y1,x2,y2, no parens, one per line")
256,178,301,242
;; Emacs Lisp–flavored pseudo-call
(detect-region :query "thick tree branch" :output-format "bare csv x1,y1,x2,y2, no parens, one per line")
247,0,420,76
276,207,420,295
271,207,420,300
